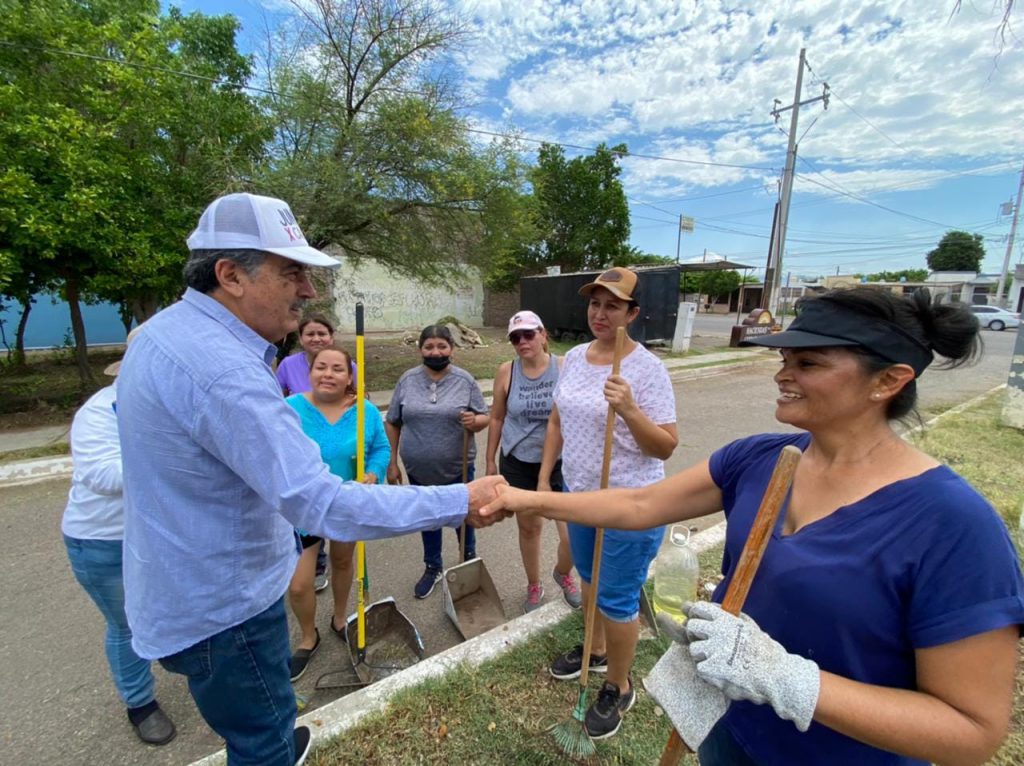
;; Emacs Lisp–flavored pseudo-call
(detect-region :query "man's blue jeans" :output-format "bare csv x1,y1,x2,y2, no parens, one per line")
410,466,475,569
63,535,155,709
159,597,296,766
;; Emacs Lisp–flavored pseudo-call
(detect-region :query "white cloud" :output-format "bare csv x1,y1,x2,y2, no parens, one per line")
455,0,1021,200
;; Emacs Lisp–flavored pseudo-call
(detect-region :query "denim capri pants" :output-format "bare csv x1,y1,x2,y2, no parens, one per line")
568,522,664,622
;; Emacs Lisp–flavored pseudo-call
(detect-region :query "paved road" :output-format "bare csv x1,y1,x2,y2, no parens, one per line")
0,328,1015,766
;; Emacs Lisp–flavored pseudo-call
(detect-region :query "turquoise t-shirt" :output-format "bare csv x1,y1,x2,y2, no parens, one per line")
285,395,391,484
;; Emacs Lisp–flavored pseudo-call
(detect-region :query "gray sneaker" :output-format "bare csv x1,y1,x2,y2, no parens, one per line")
552,568,582,609
314,573,329,592
523,583,544,613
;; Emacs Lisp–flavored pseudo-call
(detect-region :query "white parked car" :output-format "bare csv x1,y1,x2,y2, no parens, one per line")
969,305,1021,331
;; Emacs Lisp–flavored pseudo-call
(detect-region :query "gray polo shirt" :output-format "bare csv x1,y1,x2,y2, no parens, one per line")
386,365,488,484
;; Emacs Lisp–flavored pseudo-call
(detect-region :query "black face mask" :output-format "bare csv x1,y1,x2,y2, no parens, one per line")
423,355,451,372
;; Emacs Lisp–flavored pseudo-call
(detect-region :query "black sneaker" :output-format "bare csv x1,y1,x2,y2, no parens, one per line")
289,629,321,682
293,724,312,766
548,644,608,680
414,567,443,599
584,678,636,740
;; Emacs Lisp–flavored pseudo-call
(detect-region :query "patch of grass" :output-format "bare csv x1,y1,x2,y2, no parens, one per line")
0,441,70,464
910,391,1024,534
311,611,697,766
915,391,1024,766
0,350,120,425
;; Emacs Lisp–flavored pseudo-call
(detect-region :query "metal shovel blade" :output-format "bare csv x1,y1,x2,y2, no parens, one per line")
644,643,730,752
639,586,659,637
442,558,507,640
346,597,425,685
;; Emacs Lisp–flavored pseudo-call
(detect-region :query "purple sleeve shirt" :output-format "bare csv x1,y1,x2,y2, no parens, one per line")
275,352,311,395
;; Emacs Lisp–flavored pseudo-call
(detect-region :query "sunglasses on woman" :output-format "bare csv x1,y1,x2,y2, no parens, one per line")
509,329,537,344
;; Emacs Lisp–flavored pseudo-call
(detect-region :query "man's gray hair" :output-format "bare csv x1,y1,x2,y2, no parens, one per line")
184,249,269,294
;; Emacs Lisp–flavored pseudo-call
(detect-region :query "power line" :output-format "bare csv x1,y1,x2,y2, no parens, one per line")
794,163,958,228
0,39,780,173
804,61,955,176
632,185,769,205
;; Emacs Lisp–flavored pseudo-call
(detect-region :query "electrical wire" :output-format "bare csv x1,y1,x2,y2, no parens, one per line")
0,39,777,173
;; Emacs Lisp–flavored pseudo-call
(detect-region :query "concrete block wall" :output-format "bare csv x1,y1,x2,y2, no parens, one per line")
483,286,520,328
328,254,484,332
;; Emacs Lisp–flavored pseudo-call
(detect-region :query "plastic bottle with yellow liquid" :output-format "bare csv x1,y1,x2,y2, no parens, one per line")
652,525,699,637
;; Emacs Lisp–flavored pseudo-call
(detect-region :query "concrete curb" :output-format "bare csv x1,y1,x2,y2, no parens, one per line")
901,384,1007,440
188,518,729,766
0,455,74,488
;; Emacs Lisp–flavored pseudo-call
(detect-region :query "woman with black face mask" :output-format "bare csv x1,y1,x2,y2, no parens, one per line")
385,324,490,599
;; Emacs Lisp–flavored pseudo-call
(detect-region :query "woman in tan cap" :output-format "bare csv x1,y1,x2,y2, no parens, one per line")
540,267,679,740
485,310,581,614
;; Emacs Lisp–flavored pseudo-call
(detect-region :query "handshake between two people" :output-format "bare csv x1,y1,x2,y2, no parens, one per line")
465,482,539,528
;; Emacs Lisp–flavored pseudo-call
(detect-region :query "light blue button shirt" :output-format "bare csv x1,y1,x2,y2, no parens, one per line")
118,289,468,660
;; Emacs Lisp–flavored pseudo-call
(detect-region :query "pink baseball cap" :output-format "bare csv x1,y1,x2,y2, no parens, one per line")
507,310,544,335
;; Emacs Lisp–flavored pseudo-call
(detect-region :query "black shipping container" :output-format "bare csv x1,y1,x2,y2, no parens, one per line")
519,265,681,345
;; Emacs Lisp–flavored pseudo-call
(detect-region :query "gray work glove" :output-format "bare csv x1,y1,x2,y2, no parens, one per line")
644,643,730,751
684,601,820,732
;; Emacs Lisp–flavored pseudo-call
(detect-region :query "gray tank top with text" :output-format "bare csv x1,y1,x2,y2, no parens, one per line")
501,355,559,463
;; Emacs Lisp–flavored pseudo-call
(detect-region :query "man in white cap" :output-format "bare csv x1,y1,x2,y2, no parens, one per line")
116,193,507,766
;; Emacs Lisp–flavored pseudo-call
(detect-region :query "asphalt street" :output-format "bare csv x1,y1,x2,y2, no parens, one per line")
0,320,1016,766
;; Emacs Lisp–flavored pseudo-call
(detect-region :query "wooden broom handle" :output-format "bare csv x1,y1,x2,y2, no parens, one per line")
459,428,470,563
579,327,626,687
659,444,802,765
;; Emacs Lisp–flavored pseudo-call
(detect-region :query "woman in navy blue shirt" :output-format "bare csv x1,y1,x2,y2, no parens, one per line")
484,286,1024,766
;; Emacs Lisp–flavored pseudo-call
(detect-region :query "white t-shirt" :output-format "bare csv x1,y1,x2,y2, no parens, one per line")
554,342,676,493
61,384,124,540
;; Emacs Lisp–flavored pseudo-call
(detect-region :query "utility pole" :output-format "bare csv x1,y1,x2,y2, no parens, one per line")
995,161,1024,308
675,214,695,263
764,48,829,316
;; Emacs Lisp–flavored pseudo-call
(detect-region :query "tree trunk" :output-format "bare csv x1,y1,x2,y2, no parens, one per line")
65,275,97,389
13,297,31,368
130,294,161,324
117,300,134,336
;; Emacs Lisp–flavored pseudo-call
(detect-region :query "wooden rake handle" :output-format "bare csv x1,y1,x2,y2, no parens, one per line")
579,327,627,688
658,444,802,765
459,428,470,563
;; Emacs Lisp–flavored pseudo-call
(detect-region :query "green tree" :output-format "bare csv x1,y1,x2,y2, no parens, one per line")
926,231,985,273
0,0,268,385
262,0,524,284
84,7,270,324
529,142,631,272
682,270,741,305
862,269,929,283
612,248,674,267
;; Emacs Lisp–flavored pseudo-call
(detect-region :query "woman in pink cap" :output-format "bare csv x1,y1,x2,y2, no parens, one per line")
485,311,581,613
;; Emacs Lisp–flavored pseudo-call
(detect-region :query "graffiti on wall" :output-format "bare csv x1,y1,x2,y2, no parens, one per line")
329,257,483,332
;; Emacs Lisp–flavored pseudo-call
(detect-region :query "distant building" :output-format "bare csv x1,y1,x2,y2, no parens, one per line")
822,272,995,305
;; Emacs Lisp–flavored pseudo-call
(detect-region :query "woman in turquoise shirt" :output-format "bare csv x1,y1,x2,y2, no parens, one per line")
285,342,391,681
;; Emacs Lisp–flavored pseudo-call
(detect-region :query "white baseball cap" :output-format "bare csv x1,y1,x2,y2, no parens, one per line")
186,193,340,269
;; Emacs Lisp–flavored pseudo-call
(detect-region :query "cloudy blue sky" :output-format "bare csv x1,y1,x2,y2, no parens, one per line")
182,0,1022,281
